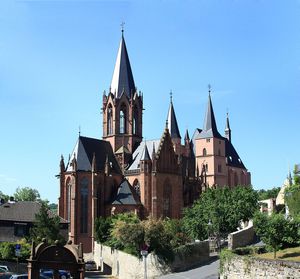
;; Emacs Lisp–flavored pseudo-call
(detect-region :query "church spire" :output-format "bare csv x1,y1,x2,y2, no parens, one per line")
167,91,181,139
225,111,231,142
199,86,222,139
110,30,135,99
140,142,150,161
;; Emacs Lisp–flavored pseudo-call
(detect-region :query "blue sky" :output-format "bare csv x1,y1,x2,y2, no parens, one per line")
1,0,299,203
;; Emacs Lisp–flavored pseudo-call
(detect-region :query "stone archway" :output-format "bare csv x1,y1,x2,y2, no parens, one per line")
27,239,85,279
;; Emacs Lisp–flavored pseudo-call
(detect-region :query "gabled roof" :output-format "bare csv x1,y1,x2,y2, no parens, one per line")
225,138,246,169
66,136,121,174
127,140,160,171
198,93,222,139
111,180,140,205
167,100,181,139
110,34,135,99
0,201,68,223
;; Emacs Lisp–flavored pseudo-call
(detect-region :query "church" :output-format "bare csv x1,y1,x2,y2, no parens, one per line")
58,31,251,252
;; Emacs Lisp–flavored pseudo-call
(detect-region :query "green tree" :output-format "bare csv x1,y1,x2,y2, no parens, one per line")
183,186,258,240
285,165,300,217
0,191,9,202
14,187,41,202
257,187,281,201
30,203,65,244
94,216,113,244
253,212,300,259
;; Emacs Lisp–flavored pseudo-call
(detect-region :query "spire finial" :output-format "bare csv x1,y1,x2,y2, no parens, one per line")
121,21,125,35
208,84,211,95
170,90,173,103
79,125,81,137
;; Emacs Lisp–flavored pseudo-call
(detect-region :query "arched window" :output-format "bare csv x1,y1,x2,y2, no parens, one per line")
107,105,113,135
133,179,140,197
203,148,207,156
80,177,89,233
163,179,172,218
133,106,138,135
120,104,126,134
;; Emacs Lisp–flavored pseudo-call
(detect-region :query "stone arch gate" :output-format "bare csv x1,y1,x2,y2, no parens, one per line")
27,239,85,279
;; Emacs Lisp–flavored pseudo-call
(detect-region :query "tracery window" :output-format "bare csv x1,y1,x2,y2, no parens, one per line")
163,180,172,218
107,105,113,135
120,104,126,134
133,179,140,197
80,177,89,233
133,106,139,135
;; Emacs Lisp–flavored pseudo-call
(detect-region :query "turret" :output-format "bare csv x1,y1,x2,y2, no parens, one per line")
225,112,231,142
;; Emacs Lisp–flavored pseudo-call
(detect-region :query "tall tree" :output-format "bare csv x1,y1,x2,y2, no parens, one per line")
285,165,300,217
183,186,258,240
30,203,65,244
14,187,41,202
0,191,9,202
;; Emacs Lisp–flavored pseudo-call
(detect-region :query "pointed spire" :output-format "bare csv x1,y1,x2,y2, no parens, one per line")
225,111,231,142
184,129,190,142
140,142,150,161
167,92,181,139
110,32,135,99
199,86,222,139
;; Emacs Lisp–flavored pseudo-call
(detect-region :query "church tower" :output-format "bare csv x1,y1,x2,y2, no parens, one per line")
102,30,143,157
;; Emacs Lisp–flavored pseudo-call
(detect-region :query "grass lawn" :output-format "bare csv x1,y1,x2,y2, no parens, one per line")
256,246,300,262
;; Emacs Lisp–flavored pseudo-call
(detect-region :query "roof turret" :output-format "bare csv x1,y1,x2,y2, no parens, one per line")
140,142,151,161
167,93,181,139
225,112,231,142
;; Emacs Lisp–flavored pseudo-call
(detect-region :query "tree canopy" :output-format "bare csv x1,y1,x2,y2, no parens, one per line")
256,187,281,201
182,186,259,240
14,187,41,202
29,203,65,244
285,165,300,217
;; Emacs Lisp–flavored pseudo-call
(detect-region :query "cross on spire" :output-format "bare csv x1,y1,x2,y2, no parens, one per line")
170,90,173,102
208,84,211,94
121,22,125,34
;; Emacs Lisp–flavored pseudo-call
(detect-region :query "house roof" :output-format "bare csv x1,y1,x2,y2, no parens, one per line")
111,180,140,205
110,34,136,99
225,138,246,169
127,140,160,171
66,136,122,174
0,201,68,224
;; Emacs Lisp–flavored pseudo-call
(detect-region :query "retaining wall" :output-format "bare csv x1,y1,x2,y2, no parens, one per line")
221,255,300,279
228,221,255,250
94,241,209,279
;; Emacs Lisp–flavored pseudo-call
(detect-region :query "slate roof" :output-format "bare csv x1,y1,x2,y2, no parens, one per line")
66,136,121,174
140,143,151,161
110,34,136,99
111,180,140,205
198,94,222,139
0,201,68,223
127,140,160,171
167,100,181,139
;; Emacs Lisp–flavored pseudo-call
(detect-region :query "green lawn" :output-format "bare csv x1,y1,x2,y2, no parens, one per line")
256,246,300,262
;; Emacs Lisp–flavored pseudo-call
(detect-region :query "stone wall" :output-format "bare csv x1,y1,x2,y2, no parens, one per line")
94,241,209,279
228,221,254,250
221,254,300,279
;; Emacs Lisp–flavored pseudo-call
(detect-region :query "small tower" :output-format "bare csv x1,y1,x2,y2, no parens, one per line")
225,112,231,142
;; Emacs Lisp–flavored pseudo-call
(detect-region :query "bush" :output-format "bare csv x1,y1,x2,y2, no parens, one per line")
0,242,15,260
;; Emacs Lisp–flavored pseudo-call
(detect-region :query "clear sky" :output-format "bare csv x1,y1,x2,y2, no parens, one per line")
1,0,299,203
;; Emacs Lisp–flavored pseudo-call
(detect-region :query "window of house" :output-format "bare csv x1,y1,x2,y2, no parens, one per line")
203,148,207,156
133,180,140,197
218,164,222,173
163,180,172,218
107,106,113,135
206,139,210,142
14,224,27,237
80,178,89,233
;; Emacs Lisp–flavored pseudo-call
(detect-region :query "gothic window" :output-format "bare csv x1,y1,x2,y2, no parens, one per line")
66,181,71,222
218,149,221,156
80,177,89,233
206,164,208,172
203,148,207,156
133,106,139,135
120,104,126,134
107,105,113,135
163,180,172,218
133,179,140,197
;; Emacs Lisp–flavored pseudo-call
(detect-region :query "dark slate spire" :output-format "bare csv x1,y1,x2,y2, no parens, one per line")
199,87,222,139
167,92,181,139
184,129,190,142
140,142,150,161
225,111,231,142
110,32,135,99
